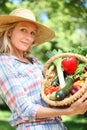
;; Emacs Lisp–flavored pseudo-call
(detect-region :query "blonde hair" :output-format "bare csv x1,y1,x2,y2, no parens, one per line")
0,23,33,56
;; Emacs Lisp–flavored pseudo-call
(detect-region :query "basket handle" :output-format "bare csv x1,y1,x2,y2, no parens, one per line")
43,53,87,77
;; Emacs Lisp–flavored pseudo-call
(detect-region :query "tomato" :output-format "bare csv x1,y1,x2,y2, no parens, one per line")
45,86,60,95
62,57,78,75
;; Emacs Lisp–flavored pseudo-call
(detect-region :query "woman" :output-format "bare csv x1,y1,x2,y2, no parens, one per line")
0,8,87,130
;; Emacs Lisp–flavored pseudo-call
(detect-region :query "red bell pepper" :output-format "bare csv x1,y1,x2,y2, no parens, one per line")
62,57,78,75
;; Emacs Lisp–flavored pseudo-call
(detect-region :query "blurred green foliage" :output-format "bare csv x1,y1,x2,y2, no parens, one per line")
0,0,87,62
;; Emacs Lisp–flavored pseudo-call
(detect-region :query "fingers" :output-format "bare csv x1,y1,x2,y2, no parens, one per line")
77,93,87,103
82,93,87,102
69,93,87,115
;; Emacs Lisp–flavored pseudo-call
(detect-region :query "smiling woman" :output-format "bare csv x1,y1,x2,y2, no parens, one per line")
7,21,37,60
0,7,87,130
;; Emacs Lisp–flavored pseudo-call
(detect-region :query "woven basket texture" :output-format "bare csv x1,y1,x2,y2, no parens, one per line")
41,53,87,107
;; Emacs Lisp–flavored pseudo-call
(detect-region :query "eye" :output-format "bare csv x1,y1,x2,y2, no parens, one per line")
20,28,27,33
31,31,36,36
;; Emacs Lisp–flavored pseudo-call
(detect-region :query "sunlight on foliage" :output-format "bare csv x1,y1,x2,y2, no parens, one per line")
0,0,87,62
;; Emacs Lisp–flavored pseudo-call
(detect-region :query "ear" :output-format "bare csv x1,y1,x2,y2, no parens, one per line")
7,30,12,37
7,27,14,38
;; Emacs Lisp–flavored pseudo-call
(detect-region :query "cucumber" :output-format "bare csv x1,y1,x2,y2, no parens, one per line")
51,77,59,86
55,77,73,101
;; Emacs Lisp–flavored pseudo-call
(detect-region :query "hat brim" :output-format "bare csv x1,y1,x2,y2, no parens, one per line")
0,15,55,45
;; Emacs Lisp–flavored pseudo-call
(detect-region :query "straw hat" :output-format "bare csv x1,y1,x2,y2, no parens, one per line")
0,8,55,45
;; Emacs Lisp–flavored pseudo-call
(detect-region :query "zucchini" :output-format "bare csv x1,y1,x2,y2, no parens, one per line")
55,77,73,101
51,77,59,86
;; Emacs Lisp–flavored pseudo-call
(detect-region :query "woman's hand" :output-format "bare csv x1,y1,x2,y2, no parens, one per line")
36,93,87,119
68,92,87,115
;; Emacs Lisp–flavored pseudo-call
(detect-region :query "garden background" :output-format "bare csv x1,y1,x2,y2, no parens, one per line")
0,0,87,130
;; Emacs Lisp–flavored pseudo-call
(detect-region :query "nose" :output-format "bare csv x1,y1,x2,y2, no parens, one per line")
25,32,34,41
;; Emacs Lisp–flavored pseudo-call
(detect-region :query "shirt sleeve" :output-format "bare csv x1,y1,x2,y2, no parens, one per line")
0,59,41,122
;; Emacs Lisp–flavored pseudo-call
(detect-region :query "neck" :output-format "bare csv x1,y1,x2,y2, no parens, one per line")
12,48,24,59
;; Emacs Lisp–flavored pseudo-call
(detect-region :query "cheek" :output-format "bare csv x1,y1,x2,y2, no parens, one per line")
10,32,20,44
10,35,17,45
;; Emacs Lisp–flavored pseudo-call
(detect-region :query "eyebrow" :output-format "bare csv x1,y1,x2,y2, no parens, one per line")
20,24,37,31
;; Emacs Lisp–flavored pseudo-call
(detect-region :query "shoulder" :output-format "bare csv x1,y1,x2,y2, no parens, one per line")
0,54,15,69
30,56,44,70
0,55,12,63
33,57,42,64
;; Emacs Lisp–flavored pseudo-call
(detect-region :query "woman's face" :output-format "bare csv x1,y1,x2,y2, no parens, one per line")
8,21,37,53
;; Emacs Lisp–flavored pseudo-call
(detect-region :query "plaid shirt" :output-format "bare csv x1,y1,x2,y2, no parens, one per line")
0,54,66,130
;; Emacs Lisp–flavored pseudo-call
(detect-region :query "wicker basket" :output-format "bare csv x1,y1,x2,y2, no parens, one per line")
41,53,87,107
